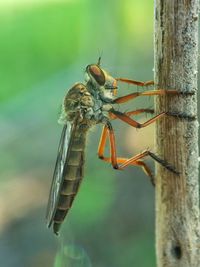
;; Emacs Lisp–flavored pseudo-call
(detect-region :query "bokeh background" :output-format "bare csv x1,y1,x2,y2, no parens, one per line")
1,1,198,267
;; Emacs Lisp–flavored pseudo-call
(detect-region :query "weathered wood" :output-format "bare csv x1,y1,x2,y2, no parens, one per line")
154,1,200,267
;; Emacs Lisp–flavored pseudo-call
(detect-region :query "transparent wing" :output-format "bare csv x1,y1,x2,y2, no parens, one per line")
46,121,74,227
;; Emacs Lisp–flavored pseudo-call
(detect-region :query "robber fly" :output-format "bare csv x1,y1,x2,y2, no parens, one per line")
46,58,180,235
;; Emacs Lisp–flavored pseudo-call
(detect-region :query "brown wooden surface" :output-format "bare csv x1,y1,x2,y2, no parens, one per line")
154,0,200,266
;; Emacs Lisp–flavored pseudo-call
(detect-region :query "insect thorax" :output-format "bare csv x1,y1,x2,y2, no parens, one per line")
58,83,108,127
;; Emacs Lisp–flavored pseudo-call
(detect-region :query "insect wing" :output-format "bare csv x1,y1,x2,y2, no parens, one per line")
46,121,73,227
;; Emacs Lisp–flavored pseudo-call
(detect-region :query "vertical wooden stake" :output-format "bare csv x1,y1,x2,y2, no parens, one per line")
154,1,200,266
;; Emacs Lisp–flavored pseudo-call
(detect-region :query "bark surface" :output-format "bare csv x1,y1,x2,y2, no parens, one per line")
154,1,200,267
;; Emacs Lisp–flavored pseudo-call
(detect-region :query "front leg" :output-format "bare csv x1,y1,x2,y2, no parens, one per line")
116,78,154,87
112,89,184,104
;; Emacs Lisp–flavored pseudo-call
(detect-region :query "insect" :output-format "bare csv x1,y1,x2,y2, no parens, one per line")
46,59,180,235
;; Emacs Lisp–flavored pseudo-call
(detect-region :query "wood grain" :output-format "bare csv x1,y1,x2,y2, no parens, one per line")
154,1,200,266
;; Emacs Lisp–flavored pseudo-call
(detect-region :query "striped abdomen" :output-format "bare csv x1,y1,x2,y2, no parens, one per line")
53,129,87,234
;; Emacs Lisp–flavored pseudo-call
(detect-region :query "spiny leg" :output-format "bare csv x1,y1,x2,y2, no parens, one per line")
115,78,194,96
98,123,139,169
98,125,109,161
116,78,154,87
98,124,149,170
166,111,197,121
106,109,191,174
109,108,154,120
112,82,194,120
109,108,196,123
99,108,157,163
97,123,178,183
109,109,165,128
115,150,178,175
136,160,155,185
112,89,181,104
98,123,117,168
107,110,193,174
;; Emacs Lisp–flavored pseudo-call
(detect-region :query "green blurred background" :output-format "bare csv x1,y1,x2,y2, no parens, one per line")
0,0,184,266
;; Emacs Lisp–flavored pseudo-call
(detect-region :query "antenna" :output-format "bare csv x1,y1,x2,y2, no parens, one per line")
97,50,103,66
97,56,101,66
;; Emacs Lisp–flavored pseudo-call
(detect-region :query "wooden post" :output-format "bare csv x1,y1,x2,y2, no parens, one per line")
154,1,200,267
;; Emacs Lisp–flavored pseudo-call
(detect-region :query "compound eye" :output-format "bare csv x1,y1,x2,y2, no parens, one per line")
87,65,105,86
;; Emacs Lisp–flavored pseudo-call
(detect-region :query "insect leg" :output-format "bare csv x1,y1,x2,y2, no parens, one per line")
98,125,109,160
110,109,196,124
109,110,165,128
98,123,125,169
116,78,154,87
109,108,155,120
135,161,155,185
116,150,178,174
97,124,178,182
112,89,181,104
